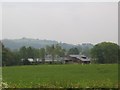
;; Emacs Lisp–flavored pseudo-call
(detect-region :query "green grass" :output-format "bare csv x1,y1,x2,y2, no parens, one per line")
2,64,118,88
0,67,2,81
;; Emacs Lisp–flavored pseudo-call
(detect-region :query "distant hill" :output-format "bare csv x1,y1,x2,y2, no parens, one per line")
2,38,75,50
2,38,94,51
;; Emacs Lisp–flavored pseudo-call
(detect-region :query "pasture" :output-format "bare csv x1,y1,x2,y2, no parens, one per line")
2,64,118,88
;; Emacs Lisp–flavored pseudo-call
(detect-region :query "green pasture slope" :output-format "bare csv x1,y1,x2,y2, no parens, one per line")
2,64,118,88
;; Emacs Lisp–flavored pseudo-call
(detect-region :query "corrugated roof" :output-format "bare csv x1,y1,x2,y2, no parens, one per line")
69,54,90,61
69,55,81,59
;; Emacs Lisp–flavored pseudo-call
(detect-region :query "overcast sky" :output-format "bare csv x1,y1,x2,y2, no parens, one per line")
1,2,118,45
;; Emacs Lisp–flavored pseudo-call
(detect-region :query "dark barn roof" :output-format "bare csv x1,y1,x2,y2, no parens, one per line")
65,54,90,62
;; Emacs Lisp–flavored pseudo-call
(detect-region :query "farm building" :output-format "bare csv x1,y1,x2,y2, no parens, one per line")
20,55,90,64
38,54,90,64
64,54,90,64
80,55,91,64
21,58,41,64
44,55,64,64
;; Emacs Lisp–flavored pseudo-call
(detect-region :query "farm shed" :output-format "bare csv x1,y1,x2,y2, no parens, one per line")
80,55,91,64
64,55,90,64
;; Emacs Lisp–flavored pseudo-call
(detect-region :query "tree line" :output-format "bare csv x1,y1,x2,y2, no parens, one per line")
1,41,119,66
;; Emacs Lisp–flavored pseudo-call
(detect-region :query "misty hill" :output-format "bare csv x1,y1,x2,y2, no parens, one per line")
2,38,94,51
2,38,75,50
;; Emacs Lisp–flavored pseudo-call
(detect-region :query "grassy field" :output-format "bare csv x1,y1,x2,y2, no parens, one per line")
2,64,118,88
0,67,1,82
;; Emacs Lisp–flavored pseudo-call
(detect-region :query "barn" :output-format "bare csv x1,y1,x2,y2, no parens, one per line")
64,54,90,64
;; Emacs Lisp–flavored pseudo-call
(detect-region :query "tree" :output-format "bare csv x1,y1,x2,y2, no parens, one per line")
91,42,119,64
46,44,65,63
118,47,120,64
55,44,65,57
19,46,36,65
12,50,22,65
27,46,35,59
81,47,91,57
39,48,45,64
51,45,55,63
2,44,17,66
19,46,27,60
34,49,40,60
68,47,79,55
46,45,54,63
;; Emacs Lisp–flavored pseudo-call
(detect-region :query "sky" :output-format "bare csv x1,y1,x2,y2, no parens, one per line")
0,1,118,45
